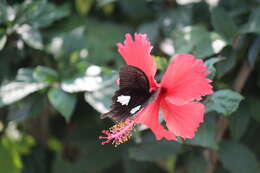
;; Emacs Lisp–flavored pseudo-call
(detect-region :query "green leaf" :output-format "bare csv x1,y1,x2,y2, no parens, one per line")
204,57,222,79
165,155,177,173
0,1,7,23
160,7,192,36
171,28,192,55
186,113,218,149
46,27,86,59
171,26,214,58
84,70,118,113
190,26,214,58
241,7,260,34
75,0,94,15
16,25,43,50
15,1,70,28
0,33,7,51
219,141,260,173
16,68,35,83
85,18,130,66
248,37,260,68
229,103,250,140
211,7,238,44
48,87,76,122
138,22,159,44
0,82,47,108
61,65,116,93
0,134,35,173
0,139,22,173
8,94,45,122
206,89,244,116
33,66,58,84
129,140,181,161
153,56,168,71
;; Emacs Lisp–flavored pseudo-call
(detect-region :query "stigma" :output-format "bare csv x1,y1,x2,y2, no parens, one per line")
99,119,135,147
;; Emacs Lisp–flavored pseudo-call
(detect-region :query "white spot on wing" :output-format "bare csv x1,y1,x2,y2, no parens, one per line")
130,105,141,114
117,95,131,105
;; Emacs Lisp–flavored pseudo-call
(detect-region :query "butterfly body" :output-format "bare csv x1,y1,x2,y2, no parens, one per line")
101,65,154,122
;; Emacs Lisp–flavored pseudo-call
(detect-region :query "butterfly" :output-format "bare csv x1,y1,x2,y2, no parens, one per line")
101,65,156,122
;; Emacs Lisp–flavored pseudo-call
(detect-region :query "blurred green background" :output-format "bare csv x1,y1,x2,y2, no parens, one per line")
0,0,260,173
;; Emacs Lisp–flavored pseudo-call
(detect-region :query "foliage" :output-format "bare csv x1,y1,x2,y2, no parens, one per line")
0,0,260,173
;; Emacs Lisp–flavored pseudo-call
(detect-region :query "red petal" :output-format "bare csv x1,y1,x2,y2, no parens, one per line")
161,100,205,139
160,54,213,105
135,98,176,140
117,33,157,89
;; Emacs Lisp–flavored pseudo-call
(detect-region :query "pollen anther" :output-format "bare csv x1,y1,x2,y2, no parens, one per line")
99,119,135,147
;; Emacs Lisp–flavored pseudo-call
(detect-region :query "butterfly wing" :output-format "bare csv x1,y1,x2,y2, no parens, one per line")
119,65,150,91
101,65,152,122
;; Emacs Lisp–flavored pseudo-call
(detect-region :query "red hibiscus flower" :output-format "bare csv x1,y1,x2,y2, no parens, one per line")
99,33,213,146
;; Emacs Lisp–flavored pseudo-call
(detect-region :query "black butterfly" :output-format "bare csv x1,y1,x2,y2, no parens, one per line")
101,65,155,122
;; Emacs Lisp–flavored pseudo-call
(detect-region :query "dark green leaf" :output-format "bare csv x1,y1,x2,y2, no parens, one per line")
206,89,244,116
248,97,260,123
129,140,181,161
48,87,76,122
241,7,260,34
187,155,207,173
219,140,260,173
205,57,222,79
53,144,119,173
119,0,153,19
53,117,120,173
8,94,45,122
216,47,237,78
33,66,58,84
229,103,250,140
192,2,211,26
211,7,238,44
248,36,260,68
186,113,218,149
123,157,151,173
15,1,70,28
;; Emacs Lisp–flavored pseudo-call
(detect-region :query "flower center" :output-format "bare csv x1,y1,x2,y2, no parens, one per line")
99,119,135,147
